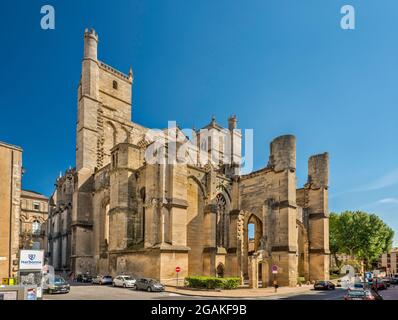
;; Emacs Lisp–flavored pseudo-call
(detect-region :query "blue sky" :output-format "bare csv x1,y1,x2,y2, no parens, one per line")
1,1,397,244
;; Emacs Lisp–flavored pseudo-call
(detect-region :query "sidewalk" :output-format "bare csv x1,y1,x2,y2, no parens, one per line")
165,285,313,298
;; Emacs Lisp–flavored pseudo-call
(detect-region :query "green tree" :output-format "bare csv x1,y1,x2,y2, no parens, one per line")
329,213,341,269
330,211,394,270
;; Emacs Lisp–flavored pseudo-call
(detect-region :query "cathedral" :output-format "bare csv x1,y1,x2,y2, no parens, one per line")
47,29,330,287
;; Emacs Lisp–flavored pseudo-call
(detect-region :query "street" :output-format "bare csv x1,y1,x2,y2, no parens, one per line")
275,285,398,300
43,284,216,300
43,283,398,300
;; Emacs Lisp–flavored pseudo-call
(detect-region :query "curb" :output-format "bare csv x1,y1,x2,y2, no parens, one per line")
165,287,313,298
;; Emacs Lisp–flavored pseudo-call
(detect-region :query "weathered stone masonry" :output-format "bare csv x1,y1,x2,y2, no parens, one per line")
51,29,329,287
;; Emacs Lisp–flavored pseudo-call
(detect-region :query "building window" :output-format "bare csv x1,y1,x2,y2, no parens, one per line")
33,201,40,211
113,80,118,90
112,152,119,168
32,220,41,235
20,219,24,234
215,193,227,247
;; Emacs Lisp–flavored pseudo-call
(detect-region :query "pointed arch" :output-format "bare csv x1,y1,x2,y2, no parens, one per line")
101,196,111,247
188,175,206,199
119,126,131,143
297,219,309,280
215,183,231,203
217,262,225,278
104,121,117,157
215,193,230,248
246,214,263,254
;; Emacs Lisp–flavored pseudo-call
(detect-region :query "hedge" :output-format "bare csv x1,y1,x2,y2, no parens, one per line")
297,277,306,284
185,276,240,290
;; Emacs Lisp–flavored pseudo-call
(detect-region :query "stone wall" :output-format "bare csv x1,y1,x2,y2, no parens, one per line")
61,29,331,287
0,142,22,279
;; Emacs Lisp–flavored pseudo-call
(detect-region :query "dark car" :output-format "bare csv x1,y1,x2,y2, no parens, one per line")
351,282,365,289
45,276,70,294
314,281,335,290
76,274,93,283
135,278,165,292
390,277,398,285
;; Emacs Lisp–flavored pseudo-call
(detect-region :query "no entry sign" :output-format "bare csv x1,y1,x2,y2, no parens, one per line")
176,266,181,273
272,265,278,274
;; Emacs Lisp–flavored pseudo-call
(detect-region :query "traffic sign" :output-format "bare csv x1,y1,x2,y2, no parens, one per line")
272,265,278,274
176,266,181,273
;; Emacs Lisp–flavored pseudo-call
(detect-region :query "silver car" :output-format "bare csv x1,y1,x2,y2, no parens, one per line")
92,275,113,285
113,275,136,288
135,278,165,292
44,276,70,294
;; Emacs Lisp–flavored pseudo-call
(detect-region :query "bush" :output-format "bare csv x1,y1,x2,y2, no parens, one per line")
185,276,240,290
297,277,305,285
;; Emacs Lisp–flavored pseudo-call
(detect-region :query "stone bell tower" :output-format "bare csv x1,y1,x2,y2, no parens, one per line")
76,28,99,172
71,28,100,274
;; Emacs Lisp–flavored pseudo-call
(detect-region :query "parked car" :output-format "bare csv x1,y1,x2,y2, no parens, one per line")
113,275,136,288
44,276,70,294
76,274,93,283
135,278,165,292
371,279,387,291
314,281,335,290
390,277,398,285
351,282,365,289
92,275,113,285
344,289,381,300
381,278,391,287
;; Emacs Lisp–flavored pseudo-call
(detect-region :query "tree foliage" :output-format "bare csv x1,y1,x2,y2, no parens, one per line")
329,211,394,269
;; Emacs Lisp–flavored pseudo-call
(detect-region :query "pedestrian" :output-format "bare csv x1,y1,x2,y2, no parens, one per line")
273,280,278,293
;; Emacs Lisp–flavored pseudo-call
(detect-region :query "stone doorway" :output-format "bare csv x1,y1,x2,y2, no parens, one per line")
217,263,225,278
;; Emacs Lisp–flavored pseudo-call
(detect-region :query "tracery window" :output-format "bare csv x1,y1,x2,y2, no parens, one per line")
216,194,227,247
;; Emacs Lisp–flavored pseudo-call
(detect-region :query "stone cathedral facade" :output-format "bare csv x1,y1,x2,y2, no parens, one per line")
51,29,330,287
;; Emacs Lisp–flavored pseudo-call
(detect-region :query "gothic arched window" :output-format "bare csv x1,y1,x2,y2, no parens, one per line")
215,194,227,247
32,220,41,235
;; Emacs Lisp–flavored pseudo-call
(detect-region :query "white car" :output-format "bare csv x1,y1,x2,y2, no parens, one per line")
112,275,136,288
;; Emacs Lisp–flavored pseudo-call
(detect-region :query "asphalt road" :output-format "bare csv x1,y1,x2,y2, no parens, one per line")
43,284,345,300
43,283,398,300
379,284,398,300
276,288,346,300
275,284,398,300
44,284,182,300
43,284,222,300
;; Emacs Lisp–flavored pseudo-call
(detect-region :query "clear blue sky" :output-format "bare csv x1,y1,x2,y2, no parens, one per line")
1,1,397,244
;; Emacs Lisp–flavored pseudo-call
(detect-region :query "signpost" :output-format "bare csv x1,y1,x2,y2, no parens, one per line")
18,250,44,300
272,265,278,292
176,266,181,287
19,250,44,270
